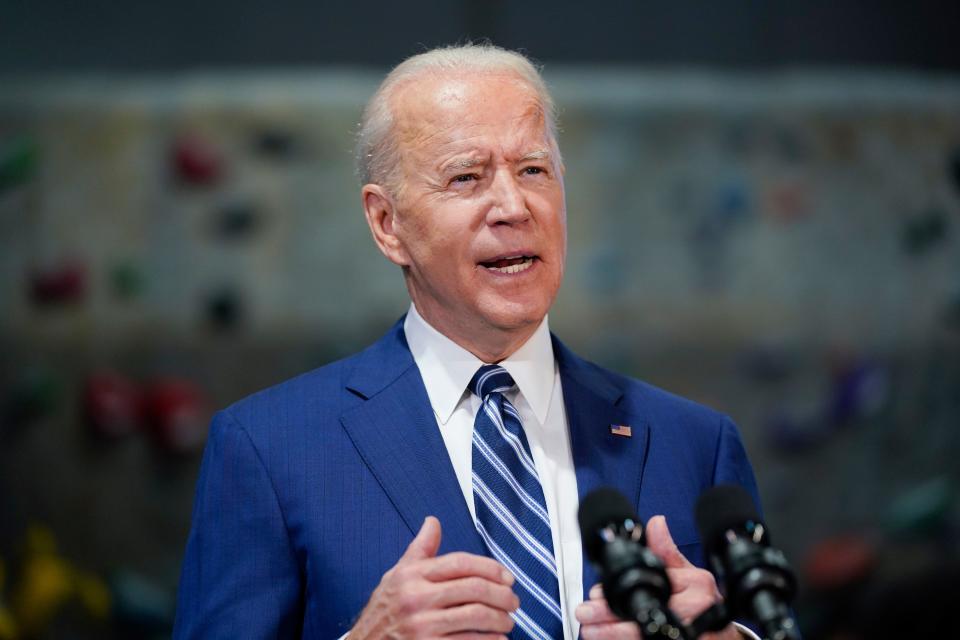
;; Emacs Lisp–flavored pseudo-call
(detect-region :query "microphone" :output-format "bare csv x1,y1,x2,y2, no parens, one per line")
578,487,688,640
695,485,800,640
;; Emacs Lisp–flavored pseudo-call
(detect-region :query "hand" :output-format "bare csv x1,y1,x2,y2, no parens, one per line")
349,516,519,639
645,516,740,640
575,515,741,640
575,583,640,640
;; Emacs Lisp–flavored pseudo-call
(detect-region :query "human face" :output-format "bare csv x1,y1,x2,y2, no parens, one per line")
375,72,567,358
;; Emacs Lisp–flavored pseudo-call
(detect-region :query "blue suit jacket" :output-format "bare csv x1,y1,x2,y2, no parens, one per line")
174,319,760,638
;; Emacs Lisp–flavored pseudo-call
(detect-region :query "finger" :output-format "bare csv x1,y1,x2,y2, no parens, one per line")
589,583,604,600
665,567,722,599
401,516,442,561
665,567,723,622
427,576,519,612
575,597,621,625
645,515,694,569
418,603,515,636
580,620,642,640
422,551,514,585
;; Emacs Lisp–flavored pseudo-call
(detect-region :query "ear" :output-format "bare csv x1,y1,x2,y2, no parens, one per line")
362,184,410,267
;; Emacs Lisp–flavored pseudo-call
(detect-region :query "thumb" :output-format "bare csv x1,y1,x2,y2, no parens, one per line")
646,515,694,569
401,516,442,561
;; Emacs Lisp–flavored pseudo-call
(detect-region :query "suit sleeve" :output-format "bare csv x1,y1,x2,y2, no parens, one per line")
174,411,303,639
711,416,762,516
712,416,769,639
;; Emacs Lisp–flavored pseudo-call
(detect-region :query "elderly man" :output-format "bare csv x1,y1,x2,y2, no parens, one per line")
174,44,761,640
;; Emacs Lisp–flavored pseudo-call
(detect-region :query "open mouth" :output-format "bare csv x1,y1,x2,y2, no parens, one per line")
479,255,537,274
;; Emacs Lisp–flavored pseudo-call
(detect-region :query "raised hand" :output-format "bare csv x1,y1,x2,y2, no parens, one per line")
350,516,519,639
576,515,742,640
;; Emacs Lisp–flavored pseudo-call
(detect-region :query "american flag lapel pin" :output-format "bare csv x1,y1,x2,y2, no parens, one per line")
610,424,632,438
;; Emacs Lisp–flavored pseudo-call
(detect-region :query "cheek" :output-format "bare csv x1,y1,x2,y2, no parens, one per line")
409,227,475,284
546,213,568,254
530,188,566,227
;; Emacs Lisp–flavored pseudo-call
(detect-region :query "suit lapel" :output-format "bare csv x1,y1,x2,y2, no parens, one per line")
339,321,486,557
553,336,652,593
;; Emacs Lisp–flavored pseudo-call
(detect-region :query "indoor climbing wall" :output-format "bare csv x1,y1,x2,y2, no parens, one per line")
1,71,958,638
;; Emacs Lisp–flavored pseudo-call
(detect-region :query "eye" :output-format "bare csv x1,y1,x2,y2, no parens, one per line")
452,173,478,183
522,166,546,176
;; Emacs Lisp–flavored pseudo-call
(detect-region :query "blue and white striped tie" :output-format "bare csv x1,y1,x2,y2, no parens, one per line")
469,365,563,640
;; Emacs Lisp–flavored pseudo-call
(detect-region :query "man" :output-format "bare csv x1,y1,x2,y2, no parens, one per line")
174,44,761,639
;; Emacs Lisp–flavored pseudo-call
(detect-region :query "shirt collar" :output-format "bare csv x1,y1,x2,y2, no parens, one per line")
403,303,556,426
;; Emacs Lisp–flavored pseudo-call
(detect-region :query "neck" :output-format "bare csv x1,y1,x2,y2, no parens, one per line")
462,329,537,364
411,303,541,364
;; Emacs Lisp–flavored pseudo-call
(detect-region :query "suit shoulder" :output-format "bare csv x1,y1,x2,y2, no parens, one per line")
554,335,728,427
584,359,727,422
212,320,409,449
576,360,734,453
218,350,359,436
628,376,727,426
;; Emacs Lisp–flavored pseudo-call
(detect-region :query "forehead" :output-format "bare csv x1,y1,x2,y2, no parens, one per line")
391,72,549,157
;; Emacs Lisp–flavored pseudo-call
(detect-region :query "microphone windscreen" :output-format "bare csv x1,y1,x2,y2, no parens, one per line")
695,484,763,550
578,487,638,560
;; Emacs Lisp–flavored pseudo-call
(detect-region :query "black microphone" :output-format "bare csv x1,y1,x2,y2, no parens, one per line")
578,487,688,640
695,485,800,640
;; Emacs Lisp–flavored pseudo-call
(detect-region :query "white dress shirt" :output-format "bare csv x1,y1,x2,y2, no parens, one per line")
404,304,584,639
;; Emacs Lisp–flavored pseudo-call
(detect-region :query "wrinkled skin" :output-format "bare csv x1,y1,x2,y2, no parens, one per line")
362,71,567,363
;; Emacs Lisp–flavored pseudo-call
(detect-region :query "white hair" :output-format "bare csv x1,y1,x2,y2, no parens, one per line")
355,43,560,192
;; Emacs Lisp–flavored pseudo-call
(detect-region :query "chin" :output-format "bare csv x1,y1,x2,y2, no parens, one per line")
479,298,551,333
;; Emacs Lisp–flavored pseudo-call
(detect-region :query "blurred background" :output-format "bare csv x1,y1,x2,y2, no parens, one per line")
1,1,959,638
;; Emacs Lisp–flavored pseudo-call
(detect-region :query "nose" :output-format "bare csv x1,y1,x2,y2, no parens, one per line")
487,168,529,225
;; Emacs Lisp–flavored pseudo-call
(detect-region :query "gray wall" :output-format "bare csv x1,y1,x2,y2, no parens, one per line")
3,1,959,72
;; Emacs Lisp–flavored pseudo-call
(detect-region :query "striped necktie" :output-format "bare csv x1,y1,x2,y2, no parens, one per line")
469,365,563,640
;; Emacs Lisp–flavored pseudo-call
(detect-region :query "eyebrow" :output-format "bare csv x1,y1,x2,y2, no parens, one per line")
451,157,483,169
520,150,551,162
439,149,551,175
439,156,485,174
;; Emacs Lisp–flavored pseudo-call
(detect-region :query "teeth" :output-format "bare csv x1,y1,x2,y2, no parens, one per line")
487,257,534,274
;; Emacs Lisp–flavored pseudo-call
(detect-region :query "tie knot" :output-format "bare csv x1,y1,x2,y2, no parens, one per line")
468,364,516,400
